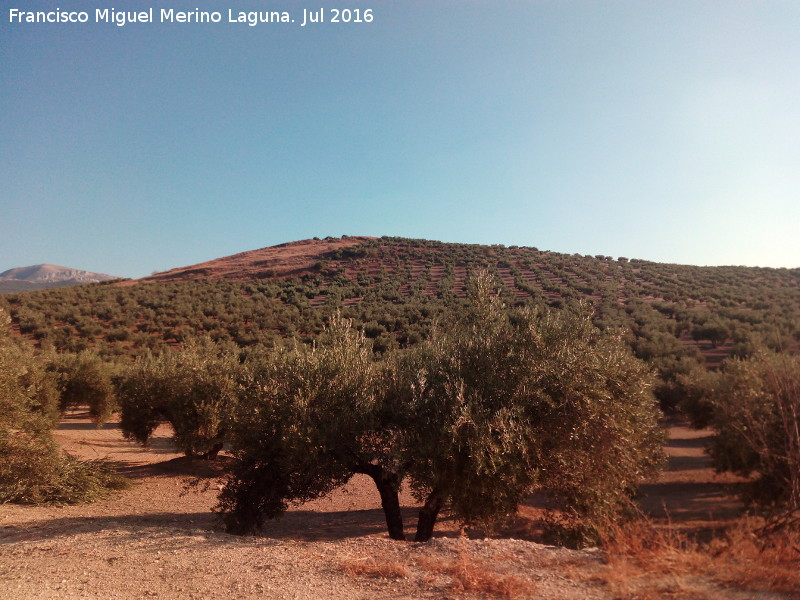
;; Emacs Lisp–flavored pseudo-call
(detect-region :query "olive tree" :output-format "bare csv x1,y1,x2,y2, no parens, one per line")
0,315,61,489
401,276,664,542
52,350,117,426
218,315,412,538
218,278,664,544
709,351,800,515
0,308,124,504
118,339,241,459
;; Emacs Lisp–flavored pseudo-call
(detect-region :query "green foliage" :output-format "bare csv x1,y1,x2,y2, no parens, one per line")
5,239,796,366
651,354,713,417
691,320,729,347
1,443,129,505
708,352,800,513
671,363,718,428
219,277,664,545
534,324,666,545
52,350,118,426
118,354,173,447
218,315,400,534
118,340,241,459
0,309,127,504
403,274,664,543
0,318,59,442
4,238,798,530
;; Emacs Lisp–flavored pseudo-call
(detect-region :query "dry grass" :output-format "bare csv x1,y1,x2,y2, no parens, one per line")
589,515,800,599
414,553,536,599
340,538,537,599
587,518,707,600
339,518,800,599
709,517,800,596
339,556,410,579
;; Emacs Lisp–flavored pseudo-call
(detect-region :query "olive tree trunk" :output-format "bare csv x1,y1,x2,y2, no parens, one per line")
414,489,444,542
356,463,406,541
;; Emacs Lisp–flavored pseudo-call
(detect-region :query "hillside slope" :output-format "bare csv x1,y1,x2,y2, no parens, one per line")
141,236,375,282
2,237,798,395
136,236,800,305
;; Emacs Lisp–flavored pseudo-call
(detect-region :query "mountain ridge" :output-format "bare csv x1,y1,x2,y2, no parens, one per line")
0,264,119,293
136,236,800,286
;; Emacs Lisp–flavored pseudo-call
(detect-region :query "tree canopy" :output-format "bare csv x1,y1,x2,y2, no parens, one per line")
218,275,664,543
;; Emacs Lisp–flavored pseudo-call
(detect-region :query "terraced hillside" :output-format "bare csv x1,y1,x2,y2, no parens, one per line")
2,236,798,409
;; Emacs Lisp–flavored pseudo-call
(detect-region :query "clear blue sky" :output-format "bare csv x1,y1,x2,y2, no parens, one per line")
2,1,799,277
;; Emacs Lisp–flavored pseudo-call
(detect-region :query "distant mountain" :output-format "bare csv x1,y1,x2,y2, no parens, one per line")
0,264,119,293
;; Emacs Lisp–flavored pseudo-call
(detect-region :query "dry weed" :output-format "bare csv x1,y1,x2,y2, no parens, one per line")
341,541,536,598
592,515,800,599
709,517,800,596
414,543,536,599
339,556,410,579
601,516,707,574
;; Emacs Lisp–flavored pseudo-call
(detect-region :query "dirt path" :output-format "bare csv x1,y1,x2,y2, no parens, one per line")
638,422,747,537
0,414,782,599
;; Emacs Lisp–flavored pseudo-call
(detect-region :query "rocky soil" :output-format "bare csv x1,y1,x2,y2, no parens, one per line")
0,414,788,599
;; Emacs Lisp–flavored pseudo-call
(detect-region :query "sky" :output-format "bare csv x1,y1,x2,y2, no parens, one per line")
2,1,799,278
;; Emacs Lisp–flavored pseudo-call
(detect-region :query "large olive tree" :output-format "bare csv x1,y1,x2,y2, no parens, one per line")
218,315,412,538
219,277,664,544
400,276,664,542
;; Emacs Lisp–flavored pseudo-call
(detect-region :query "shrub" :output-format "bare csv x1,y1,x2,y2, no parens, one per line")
119,339,241,459
709,351,800,514
0,309,127,504
52,350,118,426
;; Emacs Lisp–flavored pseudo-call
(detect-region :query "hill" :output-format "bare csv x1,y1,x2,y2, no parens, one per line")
1,236,798,411
141,236,375,282
0,264,118,293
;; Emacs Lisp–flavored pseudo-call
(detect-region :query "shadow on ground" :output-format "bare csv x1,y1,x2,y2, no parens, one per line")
0,506,457,546
113,455,235,479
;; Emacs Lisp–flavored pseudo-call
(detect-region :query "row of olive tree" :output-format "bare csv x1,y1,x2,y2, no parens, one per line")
668,344,800,527
50,350,118,425
706,351,800,518
0,309,126,504
210,275,665,543
118,339,242,459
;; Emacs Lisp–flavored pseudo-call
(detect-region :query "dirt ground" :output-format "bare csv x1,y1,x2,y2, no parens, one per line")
0,414,787,599
137,237,375,283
